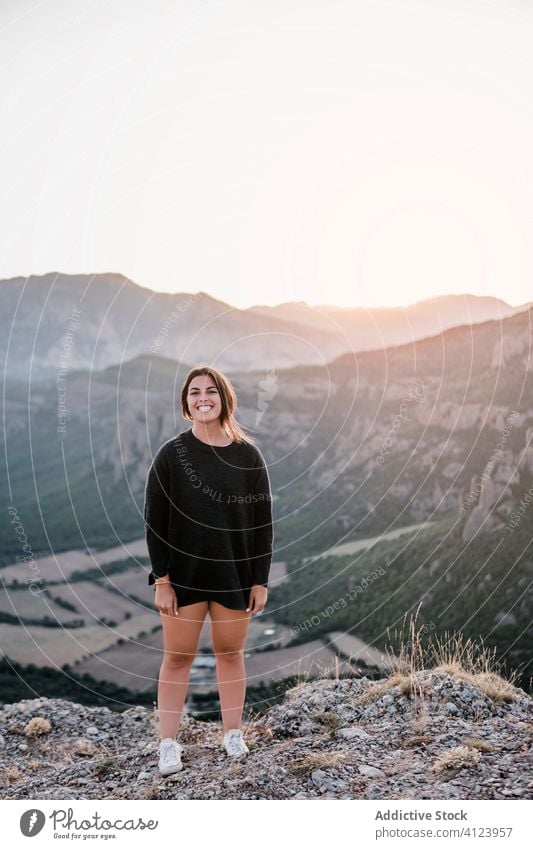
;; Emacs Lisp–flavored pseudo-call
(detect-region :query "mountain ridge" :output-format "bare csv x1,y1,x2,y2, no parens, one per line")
1,271,528,379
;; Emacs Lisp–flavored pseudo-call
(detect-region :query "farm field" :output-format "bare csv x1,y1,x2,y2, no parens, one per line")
73,633,164,694
50,581,139,622
0,587,82,624
327,631,395,671
0,538,149,584
107,569,157,607
0,611,158,667
74,637,352,694
241,640,354,689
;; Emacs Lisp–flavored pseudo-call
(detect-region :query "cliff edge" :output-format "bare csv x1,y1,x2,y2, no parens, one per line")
1,668,531,800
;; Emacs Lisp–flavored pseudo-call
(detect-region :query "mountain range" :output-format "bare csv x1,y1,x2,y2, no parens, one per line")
2,288,532,683
1,272,528,379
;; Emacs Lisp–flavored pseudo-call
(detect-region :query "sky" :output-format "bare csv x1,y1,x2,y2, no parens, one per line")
1,0,532,310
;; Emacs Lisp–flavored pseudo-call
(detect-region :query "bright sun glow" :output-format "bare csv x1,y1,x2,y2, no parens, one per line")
1,0,531,309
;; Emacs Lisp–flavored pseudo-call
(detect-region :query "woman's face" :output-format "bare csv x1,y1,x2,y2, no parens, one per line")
187,375,223,424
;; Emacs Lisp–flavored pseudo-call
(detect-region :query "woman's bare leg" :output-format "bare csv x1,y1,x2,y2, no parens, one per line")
209,601,252,732
158,600,209,739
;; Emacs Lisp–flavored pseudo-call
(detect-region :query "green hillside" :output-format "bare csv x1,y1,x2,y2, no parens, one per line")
269,516,532,688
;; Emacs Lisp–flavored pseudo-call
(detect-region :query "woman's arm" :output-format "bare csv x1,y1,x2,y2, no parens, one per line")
144,443,172,586
250,454,273,587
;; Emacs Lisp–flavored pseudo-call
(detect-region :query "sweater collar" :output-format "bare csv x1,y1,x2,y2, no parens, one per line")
186,427,235,451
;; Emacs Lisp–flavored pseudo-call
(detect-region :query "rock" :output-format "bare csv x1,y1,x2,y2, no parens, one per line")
366,783,386,798
310,768,348,793
311,769,328,787
326,778,349,792
338,727,370,740
0,671,530,801
299,721,322,735
359,765,385,778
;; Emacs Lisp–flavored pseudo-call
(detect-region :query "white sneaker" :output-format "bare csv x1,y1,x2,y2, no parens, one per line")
223,728,249,757
158,737,184,775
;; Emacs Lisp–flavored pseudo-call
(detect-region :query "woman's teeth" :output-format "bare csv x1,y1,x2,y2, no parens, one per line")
197,406,213,412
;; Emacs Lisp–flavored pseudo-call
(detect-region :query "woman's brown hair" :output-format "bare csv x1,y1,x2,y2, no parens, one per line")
180,365,255,445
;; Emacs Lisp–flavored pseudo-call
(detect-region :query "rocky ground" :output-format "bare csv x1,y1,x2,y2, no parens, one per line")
0,668,531,800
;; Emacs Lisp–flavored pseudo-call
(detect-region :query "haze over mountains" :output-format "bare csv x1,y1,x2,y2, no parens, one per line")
1,267,531,693
3,298,533,558
0,272,528,380
2,283,532,684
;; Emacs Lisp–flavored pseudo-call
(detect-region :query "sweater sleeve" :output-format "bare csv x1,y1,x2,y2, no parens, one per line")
144,443,172,587
250,453,274,587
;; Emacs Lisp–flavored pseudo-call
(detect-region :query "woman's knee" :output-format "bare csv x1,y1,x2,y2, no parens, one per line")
213,646,245,661
162,650,195,669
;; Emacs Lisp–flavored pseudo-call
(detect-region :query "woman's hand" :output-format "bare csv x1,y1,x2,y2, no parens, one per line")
155,580,179,617
247,585,268,615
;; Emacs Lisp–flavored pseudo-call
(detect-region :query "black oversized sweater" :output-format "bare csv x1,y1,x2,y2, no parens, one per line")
143,427,274,610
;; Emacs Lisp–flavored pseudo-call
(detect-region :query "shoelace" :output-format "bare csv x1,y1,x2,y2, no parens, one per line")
160,740,182,766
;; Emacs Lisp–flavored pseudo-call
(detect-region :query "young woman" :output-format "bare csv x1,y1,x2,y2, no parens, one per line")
143,365,274,776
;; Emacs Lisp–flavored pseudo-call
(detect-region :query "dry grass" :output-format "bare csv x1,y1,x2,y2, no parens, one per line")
92,756,117,779
463,737,495,752
23,717,52,737
142,785,161,799
404,734,431,748
433,665,518,703
283,652,351,698
254,724,275,741
382,607,520,703
2,767,22,783
287,750,347,776
311,711,342,731
401,697,433,746
409,707,430,735
433,744,481,776
74,739,97,757
346,609,522,732
426,617,520,702
352,672,417,707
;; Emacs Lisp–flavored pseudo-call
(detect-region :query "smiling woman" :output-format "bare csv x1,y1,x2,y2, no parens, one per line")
143,364,274,771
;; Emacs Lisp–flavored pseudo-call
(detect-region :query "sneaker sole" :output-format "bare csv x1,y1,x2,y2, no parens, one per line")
159,763,183,775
